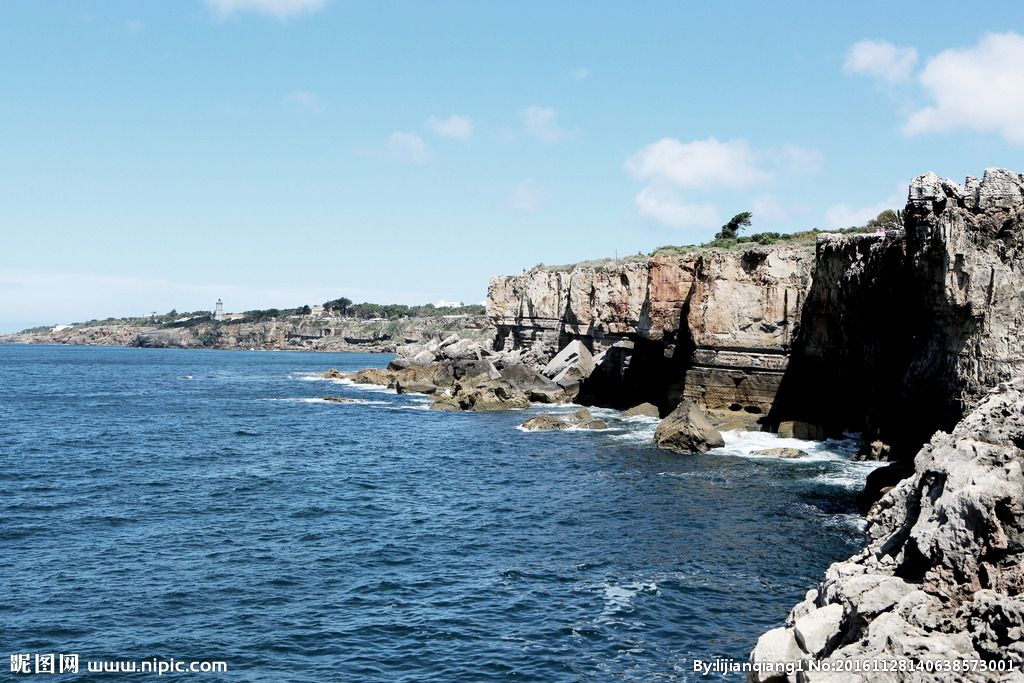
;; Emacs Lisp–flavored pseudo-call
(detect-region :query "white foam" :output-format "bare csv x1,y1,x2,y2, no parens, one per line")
601,581,658,615
711,429,860,462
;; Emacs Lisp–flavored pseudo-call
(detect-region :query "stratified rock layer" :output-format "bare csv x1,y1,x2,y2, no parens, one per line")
488,246,814,414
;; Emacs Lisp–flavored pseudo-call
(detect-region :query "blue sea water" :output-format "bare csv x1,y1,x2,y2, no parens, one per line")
1,345,880,681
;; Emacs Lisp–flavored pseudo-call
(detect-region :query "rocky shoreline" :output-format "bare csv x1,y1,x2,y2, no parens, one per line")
0,315,492,354
334,167,1024,679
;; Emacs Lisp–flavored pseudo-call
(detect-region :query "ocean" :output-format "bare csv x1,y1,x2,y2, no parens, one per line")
1,345,880,681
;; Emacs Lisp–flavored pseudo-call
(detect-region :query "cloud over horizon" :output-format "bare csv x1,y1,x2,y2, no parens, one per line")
206,0,326,20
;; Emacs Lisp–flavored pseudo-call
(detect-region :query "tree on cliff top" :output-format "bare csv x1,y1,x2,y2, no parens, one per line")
716,212,752,240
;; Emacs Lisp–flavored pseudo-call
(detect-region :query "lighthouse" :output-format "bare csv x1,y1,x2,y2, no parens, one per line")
214,299,224,321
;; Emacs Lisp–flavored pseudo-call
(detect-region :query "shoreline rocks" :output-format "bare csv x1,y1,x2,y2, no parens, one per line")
520,408,609,431
748,380,1024,680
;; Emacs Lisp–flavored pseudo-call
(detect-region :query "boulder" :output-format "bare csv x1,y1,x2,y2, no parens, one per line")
395,379,437,395
623,402,660,418
654,401,724,453
442,376,529,412
322,368,346,379
352,368,396,386
500,364,566,403
452,358,502,381
752,447,809,459
793,604,845,657
429,396,462,412
410,349,436,366
542,340,595,381
748,627,804,683
520,415,571,431
566,407,608,430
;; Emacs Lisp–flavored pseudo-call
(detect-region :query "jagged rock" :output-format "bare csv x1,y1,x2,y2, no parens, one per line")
793,604,845,658
352,368,395,386
520,415,571,431
749,381,1024,674
566,408,608,429
436,375,529,412
499,364,566,403
752,448,808,458
543,340,595,380
748,627,804,683
622,402,660,418
452,358,502,381
653,401,724,453
429,396,461,411
322,368,346,379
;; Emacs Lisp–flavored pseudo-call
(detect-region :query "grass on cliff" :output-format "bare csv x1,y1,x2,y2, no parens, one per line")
532,226,876,272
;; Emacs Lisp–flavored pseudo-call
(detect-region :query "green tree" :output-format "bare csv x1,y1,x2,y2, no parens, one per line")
715,212,753,240
323,297,352,316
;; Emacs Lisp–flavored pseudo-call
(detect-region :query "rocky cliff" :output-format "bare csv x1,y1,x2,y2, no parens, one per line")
0,315,492,353
488,246,815,414
749,380,1024,681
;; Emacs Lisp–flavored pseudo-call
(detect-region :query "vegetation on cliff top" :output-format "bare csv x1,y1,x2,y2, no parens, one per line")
533,208,904,272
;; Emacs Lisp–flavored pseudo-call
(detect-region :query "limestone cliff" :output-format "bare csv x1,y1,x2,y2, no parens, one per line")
488,246,814,413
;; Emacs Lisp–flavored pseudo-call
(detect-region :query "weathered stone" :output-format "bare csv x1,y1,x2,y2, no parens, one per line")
793,604,845,658
543,340,595,381
748,627,804,683
752,447,808,459
520,415,571,431
622,402,660,418
653,401,724,453
322,368,346,379
395,379,437,395
777,421,825,440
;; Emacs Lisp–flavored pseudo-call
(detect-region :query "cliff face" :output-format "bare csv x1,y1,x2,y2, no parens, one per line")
490,168,1024,454
488,247,814,413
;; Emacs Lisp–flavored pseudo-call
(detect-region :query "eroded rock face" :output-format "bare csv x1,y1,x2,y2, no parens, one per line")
748,380,1024,678
488,246,814,413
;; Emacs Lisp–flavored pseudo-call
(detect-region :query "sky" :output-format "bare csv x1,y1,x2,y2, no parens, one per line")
1,1,1022,332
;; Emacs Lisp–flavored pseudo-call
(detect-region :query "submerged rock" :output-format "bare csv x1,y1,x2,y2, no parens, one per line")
519,407,608,431
653,401,724,453
322,395,358,403
751,447,808,459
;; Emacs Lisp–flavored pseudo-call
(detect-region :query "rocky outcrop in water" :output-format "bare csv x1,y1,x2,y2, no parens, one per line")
749,380,1024,681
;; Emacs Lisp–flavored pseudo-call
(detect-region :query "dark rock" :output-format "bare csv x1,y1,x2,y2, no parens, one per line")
654,401,724,453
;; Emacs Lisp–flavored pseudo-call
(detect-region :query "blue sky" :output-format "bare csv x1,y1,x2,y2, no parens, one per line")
2,0,1022,331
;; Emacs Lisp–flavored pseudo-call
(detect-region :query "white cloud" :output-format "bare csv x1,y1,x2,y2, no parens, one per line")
904,32,1024,143
843,39,918,84
521,106,565,143
384,132,429,165
750,194,791,224
775,144,823,175
507,179,543,212
634,185,720,230
283,90,324,113
625,137,772,190
426,114,474,140
823,184,905,228
570,67,590,81
206,0,326,20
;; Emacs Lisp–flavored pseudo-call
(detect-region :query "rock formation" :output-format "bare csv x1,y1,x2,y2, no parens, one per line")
653,400,725,453
488,246,815,416
749,380,1024,680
